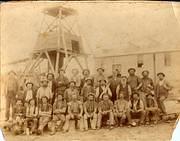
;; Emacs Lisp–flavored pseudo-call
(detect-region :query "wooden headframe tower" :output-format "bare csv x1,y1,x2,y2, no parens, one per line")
24,6,88,77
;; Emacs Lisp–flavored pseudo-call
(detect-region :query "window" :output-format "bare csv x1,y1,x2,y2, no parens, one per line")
71,40,80,53
164,53,171,66
137,55,144,68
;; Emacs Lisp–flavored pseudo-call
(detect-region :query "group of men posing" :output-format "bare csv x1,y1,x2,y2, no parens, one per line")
5,67,172,135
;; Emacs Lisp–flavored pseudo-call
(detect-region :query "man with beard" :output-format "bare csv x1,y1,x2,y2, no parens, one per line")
83,93,98,130
80,69,92,89
94,67,106,88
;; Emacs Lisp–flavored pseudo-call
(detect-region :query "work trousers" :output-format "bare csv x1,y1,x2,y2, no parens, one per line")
83,113,97,130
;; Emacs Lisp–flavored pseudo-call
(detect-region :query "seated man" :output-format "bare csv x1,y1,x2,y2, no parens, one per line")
37,96,52,135
63,94,83,132
12,99,26,135
24,98,38,135
83,93,98,131
129,92,146,125
49,94,67,135
114,93,130,127
97,93,114,129
145,93,159,125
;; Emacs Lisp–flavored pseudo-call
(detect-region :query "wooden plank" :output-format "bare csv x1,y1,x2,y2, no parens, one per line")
55,52,60,74
45,51,55,74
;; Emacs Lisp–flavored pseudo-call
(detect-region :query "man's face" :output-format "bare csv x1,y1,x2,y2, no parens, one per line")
42,97,48,104
158,74,164,80
121,77,127,84
112,70,118,76
100,80,106,86
133,94,138,100
27,84,33,90
119,93,124,99
42,81,48,87
103,95,109,101
72,94,77,101
129,70,135,75
57,95,63,101
86,80,92,85
88,95,94,101
72,69,79,75
9,72,15,78
83,70,89,76
69,82,75,88
97,69,103,75
30,100,35,106
47,74,53,80
142,72,149,77
16,100,23,106
59,70,64,76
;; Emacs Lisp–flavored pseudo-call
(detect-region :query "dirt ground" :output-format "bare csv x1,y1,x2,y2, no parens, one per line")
2,122,175,141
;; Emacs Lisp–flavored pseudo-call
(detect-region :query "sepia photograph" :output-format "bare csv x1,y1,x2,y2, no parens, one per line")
0,1,180,141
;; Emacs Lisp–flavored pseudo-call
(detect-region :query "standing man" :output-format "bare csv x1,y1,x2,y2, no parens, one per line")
108,69,121,103
63,94,84,132
5,71,19,121
97,93,114,129
47,73,57,105
155,72,172,115
94,67,106,88
83,93,98,131
140,70,154,105
56,69,69,95
127,68,142,93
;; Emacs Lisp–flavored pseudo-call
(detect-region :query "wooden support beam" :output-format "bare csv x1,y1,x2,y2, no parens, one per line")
45,51,55,74
153,53,157,83
63,55,73,71
73,56,84,71
55,52,60,74
29,52,43,72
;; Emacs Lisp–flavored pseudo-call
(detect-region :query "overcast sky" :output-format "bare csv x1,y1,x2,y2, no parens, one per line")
1,1,180,65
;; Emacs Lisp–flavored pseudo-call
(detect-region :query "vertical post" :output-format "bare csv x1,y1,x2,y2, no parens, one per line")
153,53,157,83
58,8,68,67
55,52,60,75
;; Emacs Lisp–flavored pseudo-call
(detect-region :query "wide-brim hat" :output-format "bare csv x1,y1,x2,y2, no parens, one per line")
26,81,33,87
8,70,16,75
142,70,149,75
85,77,93,82
157,72,165,77
97,67,104,72
69,80,76,85
101,92,109,98
146,92,155,97
41,96,49,101
40,78,48,82
88,92,95,97
47,73,54,78
132,92,140,97
58,68,65,73
128,68,136,72
82,69,90,75
99,79,106,83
